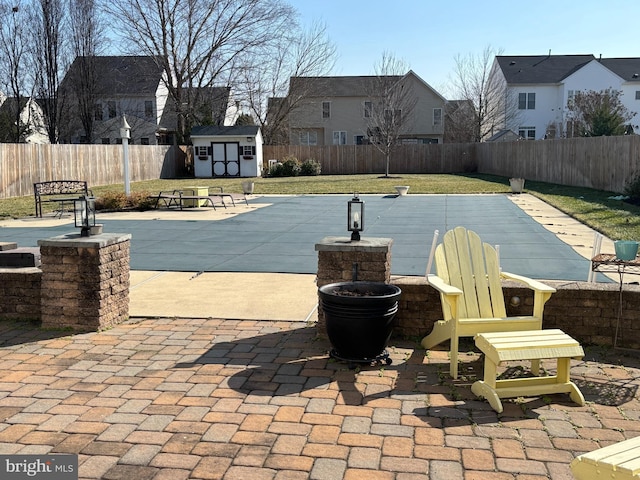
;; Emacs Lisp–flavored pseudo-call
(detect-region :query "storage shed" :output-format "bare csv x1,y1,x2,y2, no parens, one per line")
191,125,263,178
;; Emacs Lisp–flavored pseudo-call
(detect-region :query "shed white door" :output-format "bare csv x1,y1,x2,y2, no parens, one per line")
212,142,240,177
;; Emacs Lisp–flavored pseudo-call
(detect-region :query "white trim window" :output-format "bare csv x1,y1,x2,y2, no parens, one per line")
332,131,347,145
518,92,536,110
635,91,640,100
518,126,536,140
322,101,331,118
299,131,317,146
364,101,372,118
433,108,442,126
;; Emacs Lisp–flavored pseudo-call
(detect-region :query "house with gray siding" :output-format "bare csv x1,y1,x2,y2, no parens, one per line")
286,71,447,145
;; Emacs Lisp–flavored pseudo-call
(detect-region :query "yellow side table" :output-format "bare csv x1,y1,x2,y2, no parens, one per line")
472,329,585,413
182,186,208,207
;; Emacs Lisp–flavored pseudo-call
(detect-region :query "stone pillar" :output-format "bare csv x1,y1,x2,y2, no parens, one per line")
38,233,132,331
315,236,393,336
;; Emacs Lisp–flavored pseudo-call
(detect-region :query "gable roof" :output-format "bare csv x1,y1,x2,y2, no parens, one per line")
599,58,640,82
496,55,595,84
290,75,403,97
61,56,165,96
190,125,260,137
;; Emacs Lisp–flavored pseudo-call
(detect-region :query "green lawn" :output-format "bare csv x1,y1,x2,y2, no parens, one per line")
2,173,639,241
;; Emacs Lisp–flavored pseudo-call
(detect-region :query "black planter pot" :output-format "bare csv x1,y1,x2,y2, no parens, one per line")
318,281,402,364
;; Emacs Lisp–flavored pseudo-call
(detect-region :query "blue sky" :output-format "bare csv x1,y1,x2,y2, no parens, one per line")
287,0,640,97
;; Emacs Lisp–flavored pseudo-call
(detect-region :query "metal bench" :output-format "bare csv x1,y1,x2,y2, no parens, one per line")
471,329,585,413
34,180,92,218
150,190,226,210
571,436,640,480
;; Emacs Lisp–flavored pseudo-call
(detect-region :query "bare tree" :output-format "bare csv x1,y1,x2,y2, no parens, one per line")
238,20,336,145
365,52,417,177
31,0,66,143
105,0,295,142
58,0,104,143
0,1,33,142
566,88,636,137
449,45,520,142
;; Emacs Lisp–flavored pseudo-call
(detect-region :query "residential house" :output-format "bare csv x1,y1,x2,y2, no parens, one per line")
58,56,239,145
286,71,447,146
0,93,49,143
491,54,640,140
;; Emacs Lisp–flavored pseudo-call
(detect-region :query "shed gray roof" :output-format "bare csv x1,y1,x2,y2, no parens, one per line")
496,55,595,84
191,125,260,137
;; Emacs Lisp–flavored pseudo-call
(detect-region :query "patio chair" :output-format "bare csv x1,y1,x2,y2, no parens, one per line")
421,226,556,379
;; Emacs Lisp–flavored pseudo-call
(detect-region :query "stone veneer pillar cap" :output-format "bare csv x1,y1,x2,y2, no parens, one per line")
315,236,393,252
38,232,132,248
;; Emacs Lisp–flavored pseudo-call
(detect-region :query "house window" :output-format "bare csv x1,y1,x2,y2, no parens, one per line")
107,101,116,118
568,90,577,103
140,137,150,145
94,103,103,121
299,131,317,145
518,92,535,109
518,126,536,140
364,101,372,118
322,101,330,118
242,145,256,156
332,131,346,145
354,135,365,145
636,91,640,100
196,146,208,156
384,109,402,126
144,101,154,118
433,108,442,126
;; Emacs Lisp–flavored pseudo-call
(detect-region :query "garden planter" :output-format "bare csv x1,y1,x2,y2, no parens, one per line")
395,185,410,196
614,240,639,260
318,281,402,365
242,181,255,195
509,178,525,193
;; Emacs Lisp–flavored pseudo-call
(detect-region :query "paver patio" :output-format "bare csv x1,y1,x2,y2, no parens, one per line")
1,317,639,479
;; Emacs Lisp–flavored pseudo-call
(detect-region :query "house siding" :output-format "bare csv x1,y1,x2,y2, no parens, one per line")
497,55,640,139
288,72,446,146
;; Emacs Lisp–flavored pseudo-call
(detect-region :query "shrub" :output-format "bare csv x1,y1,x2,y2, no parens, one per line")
95,190,156,211
270,155,301,177
624,171,640,199
300,158,321,176
95,191,127,211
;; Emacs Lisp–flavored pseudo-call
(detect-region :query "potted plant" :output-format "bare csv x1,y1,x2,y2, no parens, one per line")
318,281,401,365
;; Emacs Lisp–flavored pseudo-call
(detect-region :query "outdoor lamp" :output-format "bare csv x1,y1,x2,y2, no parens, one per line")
347,193,364,241
74,195,96,237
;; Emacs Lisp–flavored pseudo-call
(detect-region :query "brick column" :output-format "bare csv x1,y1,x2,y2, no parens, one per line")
315,236,393,337
38,233,132,331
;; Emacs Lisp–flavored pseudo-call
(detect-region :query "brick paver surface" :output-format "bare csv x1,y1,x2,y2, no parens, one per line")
1,318,639,479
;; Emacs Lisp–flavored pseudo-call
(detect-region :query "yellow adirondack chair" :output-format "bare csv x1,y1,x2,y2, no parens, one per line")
421,226,556,379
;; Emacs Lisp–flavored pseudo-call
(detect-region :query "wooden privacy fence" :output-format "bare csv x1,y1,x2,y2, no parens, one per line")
0,144,187,199
265,135,640,193
264,144,477,175
1,135,639,199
